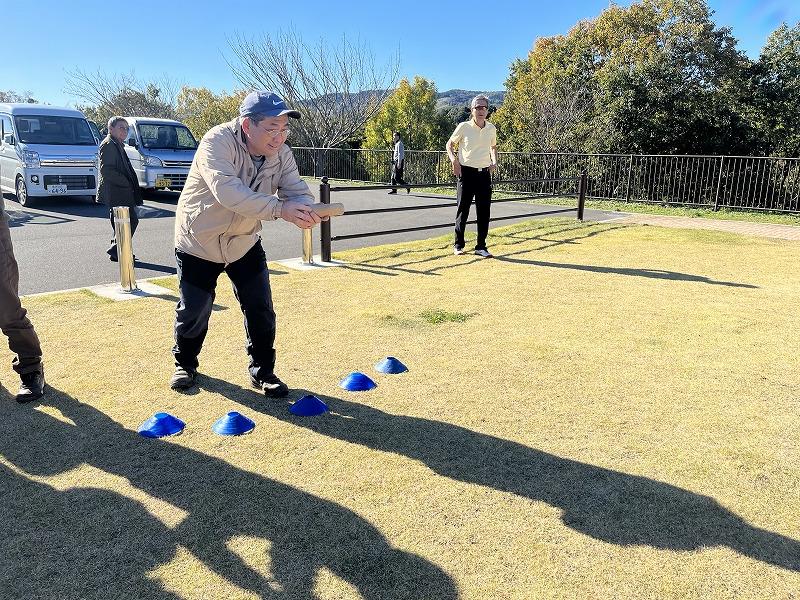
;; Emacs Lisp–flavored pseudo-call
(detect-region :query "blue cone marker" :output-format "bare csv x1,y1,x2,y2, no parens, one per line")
290,395,329,416
212,411,255,436
138,412,185,438
339,371,377,392
375,356,408,374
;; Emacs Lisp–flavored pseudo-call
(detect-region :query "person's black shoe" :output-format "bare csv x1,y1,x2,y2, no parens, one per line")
170,366,197,390
250,373,289,398
407,186,411,194
16,369,45,403
108,253,118,262
387,190,397,195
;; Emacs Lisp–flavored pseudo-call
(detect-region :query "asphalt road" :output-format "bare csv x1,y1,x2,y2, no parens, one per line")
5,187,625,295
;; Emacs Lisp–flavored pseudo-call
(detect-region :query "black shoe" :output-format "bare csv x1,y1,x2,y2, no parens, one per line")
407,187,411,194
387,190,397,195
250,373,289,398
170,366,197,390
108,253,118,262
16,369,45,403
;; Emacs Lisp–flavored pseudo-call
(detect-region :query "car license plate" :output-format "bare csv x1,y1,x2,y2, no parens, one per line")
48,184,68,194
155,178,171,188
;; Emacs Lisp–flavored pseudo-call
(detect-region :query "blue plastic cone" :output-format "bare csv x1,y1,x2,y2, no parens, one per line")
138,412,185,438
338,371,377,392
289,394,329,416
374,356,408,374
212,411,255,436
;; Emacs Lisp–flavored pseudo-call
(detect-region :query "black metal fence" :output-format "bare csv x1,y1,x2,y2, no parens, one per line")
316,174,587,262
293,148,800,214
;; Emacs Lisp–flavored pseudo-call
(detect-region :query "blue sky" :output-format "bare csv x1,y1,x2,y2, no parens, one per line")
6,0,799,107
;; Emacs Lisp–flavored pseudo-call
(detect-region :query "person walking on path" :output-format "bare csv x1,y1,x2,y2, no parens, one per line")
446,95,498,258
169,91,321,397
388,131,410,194
0,192,45,402
98,116,142,262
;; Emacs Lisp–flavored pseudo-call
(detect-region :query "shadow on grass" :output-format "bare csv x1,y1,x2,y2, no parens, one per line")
493,256,759,288
0,386,458,599
339,221,627,277
197,378,799,574
340,221,759,288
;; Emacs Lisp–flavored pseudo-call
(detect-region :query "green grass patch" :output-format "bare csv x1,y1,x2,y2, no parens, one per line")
419,309,476,324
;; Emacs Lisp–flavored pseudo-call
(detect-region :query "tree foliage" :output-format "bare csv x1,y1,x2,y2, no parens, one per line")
0,90,37,103
747,23,800,157
363,76,448,151
176,87,246,140
495,0,756,155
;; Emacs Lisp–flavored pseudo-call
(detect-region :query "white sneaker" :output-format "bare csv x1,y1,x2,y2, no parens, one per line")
454,247,466,255
474,249,493,258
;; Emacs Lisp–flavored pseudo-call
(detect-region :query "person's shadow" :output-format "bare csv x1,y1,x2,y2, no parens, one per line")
198,378,800,573
1,462,183,600
0,386,458,599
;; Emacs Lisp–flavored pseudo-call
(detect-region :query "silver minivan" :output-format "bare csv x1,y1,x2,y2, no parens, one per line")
0,104,98,206
122,117,197,192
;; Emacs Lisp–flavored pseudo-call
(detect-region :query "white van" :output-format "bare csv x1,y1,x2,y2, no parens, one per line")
122,117,197,192
0,104,99,206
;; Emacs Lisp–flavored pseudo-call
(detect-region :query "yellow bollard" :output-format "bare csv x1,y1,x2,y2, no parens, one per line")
112,206,137,292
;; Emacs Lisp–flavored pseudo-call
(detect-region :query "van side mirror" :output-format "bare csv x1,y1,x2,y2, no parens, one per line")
127,138,138,148
3,134,14,145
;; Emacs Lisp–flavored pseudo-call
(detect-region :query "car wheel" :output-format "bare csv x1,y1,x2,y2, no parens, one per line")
15,176,33,207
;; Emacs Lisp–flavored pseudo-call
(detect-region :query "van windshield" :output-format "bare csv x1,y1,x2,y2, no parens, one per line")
138,124,198,150
14,115,96,146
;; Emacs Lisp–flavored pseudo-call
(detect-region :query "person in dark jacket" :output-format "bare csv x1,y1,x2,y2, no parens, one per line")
97,116,142,261
0,193,45,402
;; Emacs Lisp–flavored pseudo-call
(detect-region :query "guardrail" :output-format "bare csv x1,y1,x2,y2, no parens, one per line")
312,173,587,262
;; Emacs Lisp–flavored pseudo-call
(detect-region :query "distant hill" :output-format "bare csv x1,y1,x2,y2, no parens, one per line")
436,89,505,110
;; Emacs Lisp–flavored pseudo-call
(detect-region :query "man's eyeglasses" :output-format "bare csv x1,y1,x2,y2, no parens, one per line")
257,125,291,138
473,105,489,110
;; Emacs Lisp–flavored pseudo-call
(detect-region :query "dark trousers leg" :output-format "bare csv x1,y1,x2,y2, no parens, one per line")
391,161,407,192
172,250,224,370
474,171,492,251
0,213,42,375
454,174,476,249
108,206,139,256
225,242,276,382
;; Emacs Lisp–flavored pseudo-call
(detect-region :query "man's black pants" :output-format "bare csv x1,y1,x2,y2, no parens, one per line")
173,241,276,381
107,206,139,257
391,160,408,192
454,166,492,251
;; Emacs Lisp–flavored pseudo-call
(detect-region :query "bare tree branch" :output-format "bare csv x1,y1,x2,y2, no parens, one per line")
63,68,182,122
226,30,400,151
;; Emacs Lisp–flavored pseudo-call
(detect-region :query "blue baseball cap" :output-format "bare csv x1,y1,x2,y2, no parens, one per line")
239,91,301,119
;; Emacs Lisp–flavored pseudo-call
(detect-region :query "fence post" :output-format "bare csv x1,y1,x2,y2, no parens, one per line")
577,170,587,221
320,177,332,262
713,156,726,211
112,206,137,291
624,154,634,202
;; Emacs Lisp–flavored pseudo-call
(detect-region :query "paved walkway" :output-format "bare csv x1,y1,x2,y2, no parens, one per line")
613,213,800,241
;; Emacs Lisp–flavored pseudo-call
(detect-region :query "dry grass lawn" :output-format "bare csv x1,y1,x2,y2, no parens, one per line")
1,218,799,599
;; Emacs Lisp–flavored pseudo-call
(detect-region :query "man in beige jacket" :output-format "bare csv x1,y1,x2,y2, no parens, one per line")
170,91,321,396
